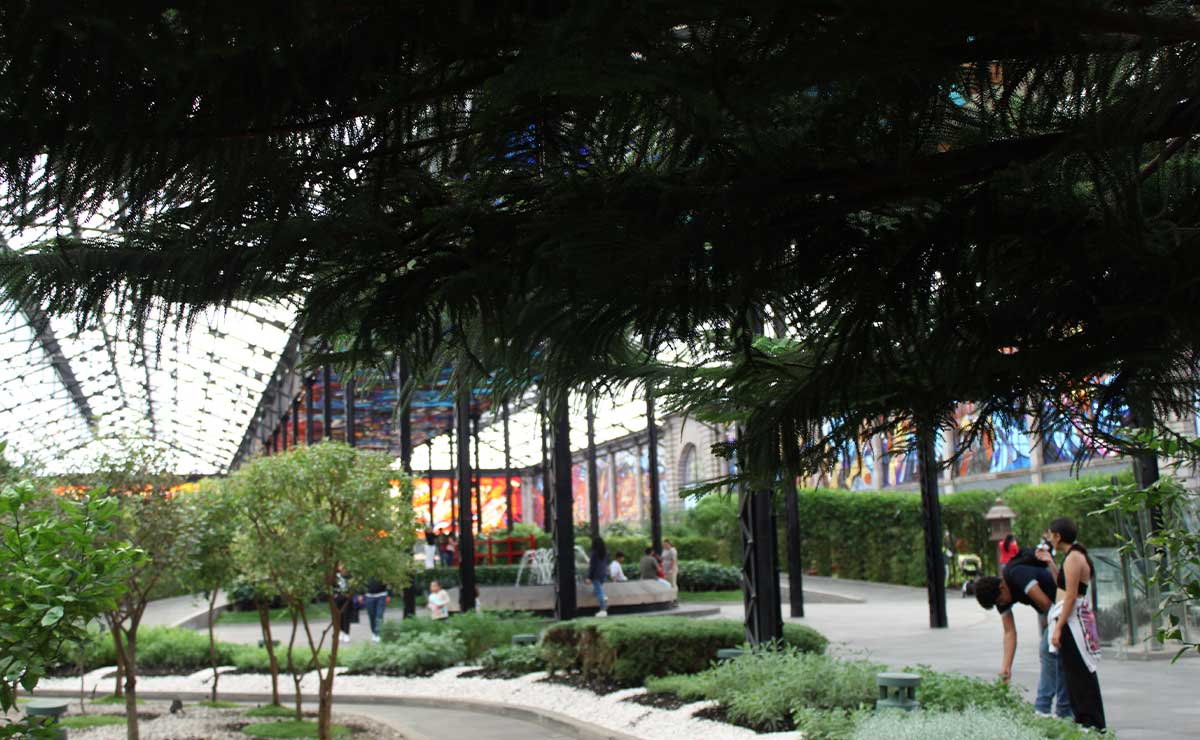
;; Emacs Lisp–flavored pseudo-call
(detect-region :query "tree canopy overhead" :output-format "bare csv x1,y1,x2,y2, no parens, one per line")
3,1,1200,470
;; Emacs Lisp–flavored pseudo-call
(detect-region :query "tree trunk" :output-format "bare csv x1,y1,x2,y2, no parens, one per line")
318,607,340,740
256,597,281,706
207,588,220,704
118,628,140,740
108,621,125,698
286,609,303,721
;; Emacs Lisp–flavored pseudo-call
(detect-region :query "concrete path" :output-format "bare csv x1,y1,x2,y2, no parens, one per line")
702,576,1200,739
348,703,574,740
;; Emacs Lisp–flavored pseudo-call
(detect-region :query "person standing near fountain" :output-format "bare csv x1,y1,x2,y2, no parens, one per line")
585,537,610,617
662,539,679,590
608,551,628,583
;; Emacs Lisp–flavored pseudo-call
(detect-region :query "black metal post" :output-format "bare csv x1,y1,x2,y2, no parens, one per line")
397,355,417,618
427,441,436,529
503,400,514,533
456,387,476,614
305,377,315,445
782,428,805,618
646,383,663,555
737,431,784,646
322,365,333,440
586,390,601,539
540,396,552,532
917,423,949,629
280,415,288,452
550,390,576,620
472,412,482,536
292,397,300,447
398,356,413,472
345,376,357,447
448,424,457,535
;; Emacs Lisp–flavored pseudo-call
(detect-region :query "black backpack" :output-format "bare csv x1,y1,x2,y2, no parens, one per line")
1003,547,1049,573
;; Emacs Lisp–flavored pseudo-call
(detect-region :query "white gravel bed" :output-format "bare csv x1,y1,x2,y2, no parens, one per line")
49,702,406,740
38,668,766,740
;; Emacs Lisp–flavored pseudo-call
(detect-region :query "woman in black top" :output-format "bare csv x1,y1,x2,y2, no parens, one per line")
1049,517,1106,730
586,537,610,617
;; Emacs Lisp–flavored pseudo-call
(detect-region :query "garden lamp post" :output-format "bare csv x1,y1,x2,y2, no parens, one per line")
984,498,1016,542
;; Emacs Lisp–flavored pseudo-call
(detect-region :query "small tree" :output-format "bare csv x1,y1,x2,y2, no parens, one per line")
0,466,142,738
178,478,238,704
230,441,415,740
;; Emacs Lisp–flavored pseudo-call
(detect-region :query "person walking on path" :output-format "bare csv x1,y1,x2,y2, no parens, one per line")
362,578,390,642
423,530,437,570
1048,518,1106,731
608,551,628,583
437,530,451,566
972,547,1071,719
427,580,451,620
585,537,610,617
662,539,679,589
333,565,360,644
446,533,458,567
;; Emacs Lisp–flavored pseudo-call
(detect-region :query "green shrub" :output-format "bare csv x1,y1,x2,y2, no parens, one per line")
906,665,1022,712
232,644,319,673
852,707,1086,740
543,617,826,686
378,611,545,659
676,560,740,591
478,644,545,676
343,632,466,676
65,627,241,673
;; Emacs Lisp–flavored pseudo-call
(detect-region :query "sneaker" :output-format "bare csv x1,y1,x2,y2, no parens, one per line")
371,634,381,643
1035,711,1052,718
596,610,608,618
339,633,351,644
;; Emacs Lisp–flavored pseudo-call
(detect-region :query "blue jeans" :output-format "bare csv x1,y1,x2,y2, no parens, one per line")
592,580,607,612
364,594,388,637
1037,617,1072,718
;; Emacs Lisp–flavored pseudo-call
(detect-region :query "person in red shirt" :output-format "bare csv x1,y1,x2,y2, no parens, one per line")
998,533,1020,566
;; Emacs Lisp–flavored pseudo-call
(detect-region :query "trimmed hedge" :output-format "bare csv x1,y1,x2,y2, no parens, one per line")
542,616,826,686
794,473,1128,586
379,611,546,659
344,632,466,676
676,560,741,591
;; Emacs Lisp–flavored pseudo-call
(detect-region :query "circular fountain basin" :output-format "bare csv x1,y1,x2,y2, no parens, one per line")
446,580,677,614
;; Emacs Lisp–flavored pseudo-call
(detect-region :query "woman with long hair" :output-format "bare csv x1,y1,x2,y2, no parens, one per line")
1048,517,1106,730
586,536,610,617
998,532,1019,567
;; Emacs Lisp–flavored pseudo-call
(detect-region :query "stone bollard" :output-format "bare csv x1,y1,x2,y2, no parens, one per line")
875,672,921,712
25,698,71,740
511,633,538,646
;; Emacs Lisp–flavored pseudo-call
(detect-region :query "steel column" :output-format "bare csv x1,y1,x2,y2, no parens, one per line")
397,355,416,618
586,390,600,539
345,377,357,447
917,424,949,629
448,425,457,534
280,415,288,452
305,377,315,445
781,427,805,618
503,400,514,532
397,356,413,472
646,383,663,554
539,396,552,532
550,391,576,620
472,412,482,536
427,441,436,528
321,365,333,439
455,387,476,614
292,397,300,447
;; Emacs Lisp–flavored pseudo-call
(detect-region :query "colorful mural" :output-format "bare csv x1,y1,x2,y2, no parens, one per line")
954,404,1031,476
412,475,521,534
614,448,640,521
1042,386,1130,464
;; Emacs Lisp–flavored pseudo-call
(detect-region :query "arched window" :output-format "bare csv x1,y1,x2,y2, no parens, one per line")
679,443,701,486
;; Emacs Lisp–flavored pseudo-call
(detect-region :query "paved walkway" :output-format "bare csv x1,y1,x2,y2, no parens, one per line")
345,703,574,740
707,576,1200,739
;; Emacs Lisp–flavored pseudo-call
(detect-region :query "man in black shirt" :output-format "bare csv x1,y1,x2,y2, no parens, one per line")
973,551,1072,719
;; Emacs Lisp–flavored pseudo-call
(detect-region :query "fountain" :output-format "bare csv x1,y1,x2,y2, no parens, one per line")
515,546,591,586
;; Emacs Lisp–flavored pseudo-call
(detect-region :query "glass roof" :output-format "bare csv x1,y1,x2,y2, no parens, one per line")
0,297,295,476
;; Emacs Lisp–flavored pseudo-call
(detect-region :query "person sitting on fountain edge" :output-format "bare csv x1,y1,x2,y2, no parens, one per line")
609,551,628,582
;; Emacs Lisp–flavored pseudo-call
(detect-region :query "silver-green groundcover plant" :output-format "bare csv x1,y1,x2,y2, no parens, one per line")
0,454,142,738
